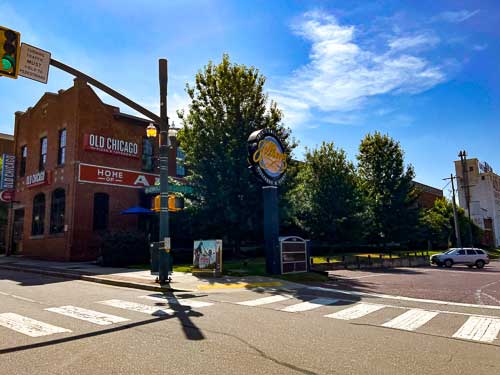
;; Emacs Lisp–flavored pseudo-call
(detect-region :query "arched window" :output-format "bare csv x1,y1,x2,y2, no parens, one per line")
50,189,65,234
93,193,109,231
32,193,45,236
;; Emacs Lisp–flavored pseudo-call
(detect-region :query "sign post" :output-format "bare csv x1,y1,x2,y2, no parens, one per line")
18,43,51,84
248,128,287,275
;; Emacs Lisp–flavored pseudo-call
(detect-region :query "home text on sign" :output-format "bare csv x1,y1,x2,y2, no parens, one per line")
84,134,139,158
78,163,159,188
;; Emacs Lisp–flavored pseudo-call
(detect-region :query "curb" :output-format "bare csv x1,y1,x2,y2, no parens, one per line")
0,264,185,293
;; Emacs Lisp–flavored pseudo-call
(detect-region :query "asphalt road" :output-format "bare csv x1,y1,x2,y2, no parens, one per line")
324,261,500,304
1,269,500,375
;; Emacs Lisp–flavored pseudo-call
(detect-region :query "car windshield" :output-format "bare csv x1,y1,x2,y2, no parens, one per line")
444,249,457,254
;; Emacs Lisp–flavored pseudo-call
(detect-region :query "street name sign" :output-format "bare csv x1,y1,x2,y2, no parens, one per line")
18,43,51,84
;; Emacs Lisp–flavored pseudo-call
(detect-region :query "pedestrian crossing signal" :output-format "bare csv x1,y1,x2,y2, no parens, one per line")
0,26,20,79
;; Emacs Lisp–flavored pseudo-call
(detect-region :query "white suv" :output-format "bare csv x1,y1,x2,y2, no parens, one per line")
431,248,490,269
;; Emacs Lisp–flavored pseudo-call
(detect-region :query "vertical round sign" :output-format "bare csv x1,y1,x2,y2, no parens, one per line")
247,128,287,186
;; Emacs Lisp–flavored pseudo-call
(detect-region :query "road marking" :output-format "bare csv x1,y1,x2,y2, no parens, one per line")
306,286,500,310
45,306,129,326
325,303,386,320
237,295,292,306
0,291,39,304
382,309,439,331
330,274,391,280
198,282,283,290
98,300,175,316
139,294,213,308
281,298,338,313
453,316,500,342
0,313,71,337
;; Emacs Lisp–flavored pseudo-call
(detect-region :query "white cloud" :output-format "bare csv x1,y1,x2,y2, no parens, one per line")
273,11,447,128
389,33,440,51
434,9,480,23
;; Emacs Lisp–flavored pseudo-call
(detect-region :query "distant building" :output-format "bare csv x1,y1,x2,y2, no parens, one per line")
413,181,443,209
454,158,498,247
0,133,15,252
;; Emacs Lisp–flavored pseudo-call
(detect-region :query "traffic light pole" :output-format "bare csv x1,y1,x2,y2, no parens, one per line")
49,57,172,283
49,58,161,124
158,59,171,284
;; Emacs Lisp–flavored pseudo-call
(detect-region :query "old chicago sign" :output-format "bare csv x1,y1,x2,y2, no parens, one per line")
248,128,287,186
78,163,159,188
83,134,139,158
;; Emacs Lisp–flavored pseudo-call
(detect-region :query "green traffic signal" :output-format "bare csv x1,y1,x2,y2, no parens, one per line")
2,55,14,70
0,26,20,79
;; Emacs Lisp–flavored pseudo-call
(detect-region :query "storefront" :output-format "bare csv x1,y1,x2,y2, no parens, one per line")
7,78,183,260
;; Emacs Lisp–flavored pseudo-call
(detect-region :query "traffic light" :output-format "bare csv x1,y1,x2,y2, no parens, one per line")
0,26,20,79
153,194,184,212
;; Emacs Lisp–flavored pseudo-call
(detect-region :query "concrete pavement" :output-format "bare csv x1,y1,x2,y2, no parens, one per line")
0,255,301,293
1,269,500,375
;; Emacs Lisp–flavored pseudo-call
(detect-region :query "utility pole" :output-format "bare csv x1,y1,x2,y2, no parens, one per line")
458,150,474,247
158,59,171,285
443,174,462,248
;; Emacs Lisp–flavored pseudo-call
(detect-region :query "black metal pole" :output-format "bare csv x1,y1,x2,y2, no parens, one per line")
50,58,161,124
158,59,171,284
263,186,280,274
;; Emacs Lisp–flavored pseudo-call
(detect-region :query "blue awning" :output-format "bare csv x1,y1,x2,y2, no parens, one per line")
120,206,155,215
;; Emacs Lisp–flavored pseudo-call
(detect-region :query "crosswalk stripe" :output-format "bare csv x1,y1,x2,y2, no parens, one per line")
324,303,386,320
140,294,213,308
452,316,500,343
45,306,130,326
237,295,292,306
0,313,71,337
281,298,338,313
98,300,175,316
382,309,438,331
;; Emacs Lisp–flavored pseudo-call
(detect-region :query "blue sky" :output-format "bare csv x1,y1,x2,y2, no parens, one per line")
1,0,499,197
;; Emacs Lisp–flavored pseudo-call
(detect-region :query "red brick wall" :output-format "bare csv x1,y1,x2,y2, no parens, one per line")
10,78,172,261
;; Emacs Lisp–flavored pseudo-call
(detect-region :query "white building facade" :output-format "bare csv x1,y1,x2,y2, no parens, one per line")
454,158,498,247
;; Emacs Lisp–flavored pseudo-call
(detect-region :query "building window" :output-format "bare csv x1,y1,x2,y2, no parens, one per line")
50,189,65,234
39,136,48,171
58,129,66,166
176,148,186,177
31,193,45,236
19,145,27,177
93,193,109,231
469,166,474,172
142,137,154,172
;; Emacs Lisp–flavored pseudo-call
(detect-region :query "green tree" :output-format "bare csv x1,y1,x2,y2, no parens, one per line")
177,54,295,253
357,132,418,245
288,142,362,242
418,197,484,249
418,198,453,248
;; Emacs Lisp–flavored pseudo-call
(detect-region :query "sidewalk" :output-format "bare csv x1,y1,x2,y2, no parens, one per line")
0,255,301,293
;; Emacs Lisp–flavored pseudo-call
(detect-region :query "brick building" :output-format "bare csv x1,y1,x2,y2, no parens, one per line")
7,78,183,260
413,181,443,209
0,133,15,251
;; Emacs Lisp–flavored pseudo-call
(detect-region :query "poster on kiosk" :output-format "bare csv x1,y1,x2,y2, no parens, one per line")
192,240,222,276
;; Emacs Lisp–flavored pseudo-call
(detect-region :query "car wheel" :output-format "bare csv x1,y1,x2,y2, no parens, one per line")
444,259,453,268
476,260,485,269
